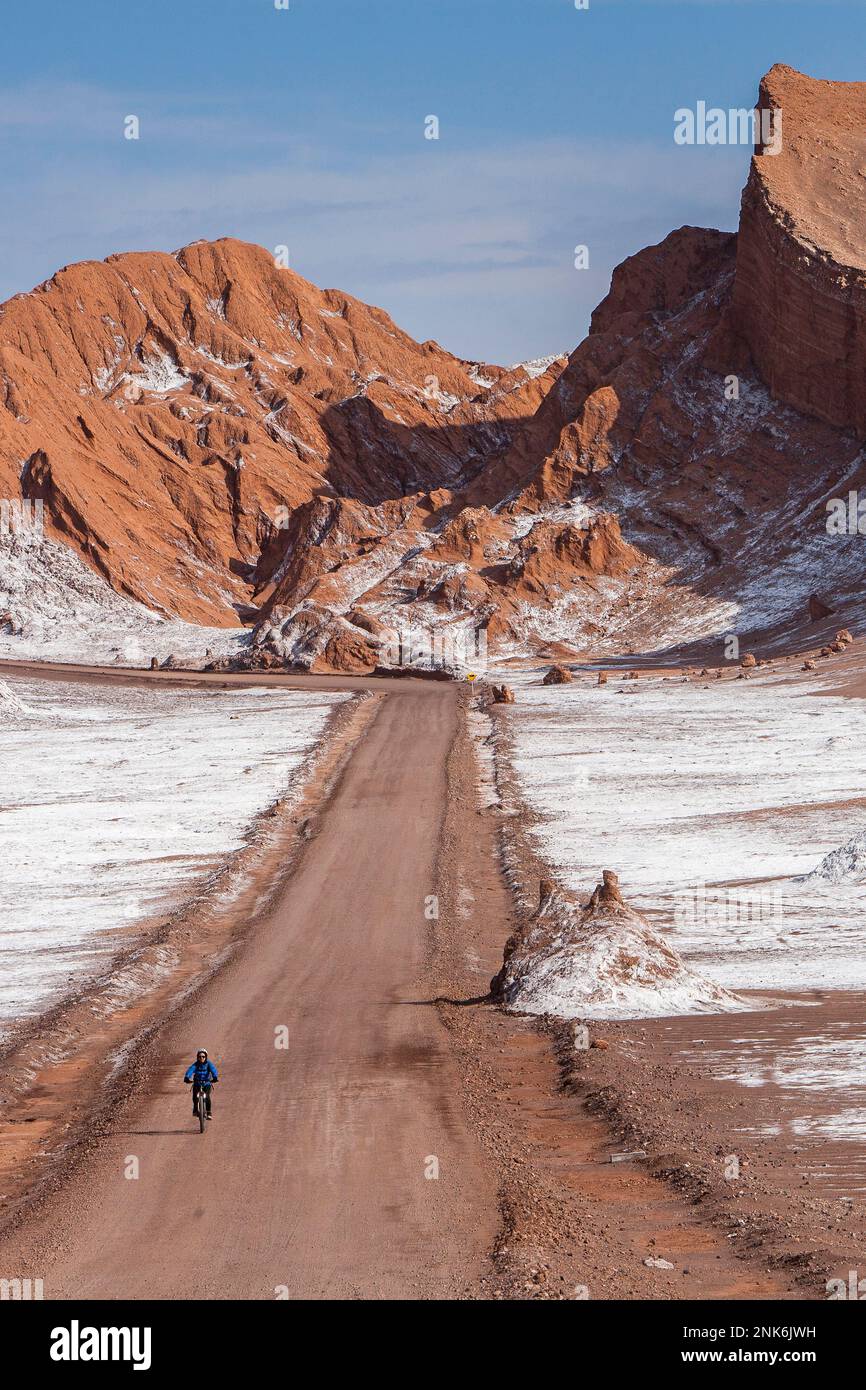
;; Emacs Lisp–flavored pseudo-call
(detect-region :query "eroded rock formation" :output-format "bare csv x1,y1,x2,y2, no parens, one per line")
729,65,866,437
490,871,745,1020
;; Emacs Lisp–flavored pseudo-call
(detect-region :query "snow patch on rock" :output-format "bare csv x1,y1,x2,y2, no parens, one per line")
124,347,188,395
801,830,866,884
0,533,249,667
516,354,565,379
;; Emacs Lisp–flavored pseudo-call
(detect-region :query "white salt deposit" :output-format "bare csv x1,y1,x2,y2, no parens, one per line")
0,674,346,1034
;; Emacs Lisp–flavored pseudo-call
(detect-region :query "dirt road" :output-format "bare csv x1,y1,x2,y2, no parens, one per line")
0,684,498,1299
0,665,815,1300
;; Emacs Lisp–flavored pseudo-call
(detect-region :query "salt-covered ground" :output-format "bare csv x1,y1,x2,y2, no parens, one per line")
497,665,866,1141
0,533,249,667
503,668,866,995
678,1021,866,1141
0,674,346,1036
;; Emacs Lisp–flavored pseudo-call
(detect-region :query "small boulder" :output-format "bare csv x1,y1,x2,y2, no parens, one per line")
597,671,608,686
741,652,757,669
542,665,573,685
491,684,515,704
836,629,853,645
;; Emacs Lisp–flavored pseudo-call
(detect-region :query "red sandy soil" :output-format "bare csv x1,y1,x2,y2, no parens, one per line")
580,1000,866,1297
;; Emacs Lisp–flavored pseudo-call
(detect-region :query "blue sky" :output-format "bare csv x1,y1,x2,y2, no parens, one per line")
1,0,864,362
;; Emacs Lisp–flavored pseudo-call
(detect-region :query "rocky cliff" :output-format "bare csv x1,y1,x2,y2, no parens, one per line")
730,64,866,437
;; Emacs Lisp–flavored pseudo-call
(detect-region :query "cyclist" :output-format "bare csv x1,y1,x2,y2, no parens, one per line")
183,1049,219,1121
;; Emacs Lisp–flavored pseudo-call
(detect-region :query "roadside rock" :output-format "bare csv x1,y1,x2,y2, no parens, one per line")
248,604,379,675
542,665,573,685
490,873,747,1020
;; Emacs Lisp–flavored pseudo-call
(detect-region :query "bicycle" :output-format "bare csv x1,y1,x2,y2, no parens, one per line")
193,1082,213,1134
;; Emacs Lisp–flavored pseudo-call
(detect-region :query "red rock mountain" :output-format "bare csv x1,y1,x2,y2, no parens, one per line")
0,238,558,627
2,64,865,672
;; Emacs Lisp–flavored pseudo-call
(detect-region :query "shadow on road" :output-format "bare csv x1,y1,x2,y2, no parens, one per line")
120,1129,197,1137
397,993,493,1007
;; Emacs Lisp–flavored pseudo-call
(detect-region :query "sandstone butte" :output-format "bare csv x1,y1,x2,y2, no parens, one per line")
1,64,864,673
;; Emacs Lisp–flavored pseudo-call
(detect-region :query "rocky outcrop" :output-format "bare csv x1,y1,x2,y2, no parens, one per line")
243,603,380,675
0,678,31,719
542,665,573,685
801,830,866,884
491,872,746,1020
507,514,640,600
730,65,866,437
586,868,625,910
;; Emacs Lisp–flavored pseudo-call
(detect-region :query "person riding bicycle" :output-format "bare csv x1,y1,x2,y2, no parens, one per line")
183,1049,219,1120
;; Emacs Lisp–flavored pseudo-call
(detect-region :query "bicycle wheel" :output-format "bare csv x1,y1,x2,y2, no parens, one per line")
198,1092,206,1134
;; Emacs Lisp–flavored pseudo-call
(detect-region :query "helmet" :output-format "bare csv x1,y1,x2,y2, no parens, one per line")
196,1049,208,1059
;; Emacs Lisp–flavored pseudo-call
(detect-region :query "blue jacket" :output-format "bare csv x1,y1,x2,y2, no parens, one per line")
184,1059,219,1085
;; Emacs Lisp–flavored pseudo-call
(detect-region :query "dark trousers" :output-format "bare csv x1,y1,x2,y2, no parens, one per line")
192,1083,212,1117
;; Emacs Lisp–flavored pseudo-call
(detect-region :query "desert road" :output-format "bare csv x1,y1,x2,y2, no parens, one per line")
0,662,811,1302
0,681,498,1299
